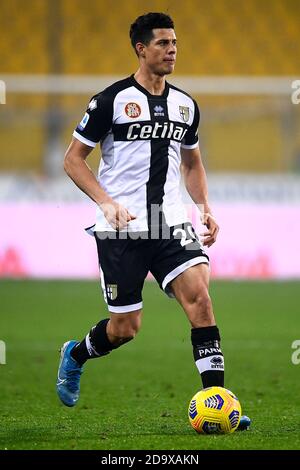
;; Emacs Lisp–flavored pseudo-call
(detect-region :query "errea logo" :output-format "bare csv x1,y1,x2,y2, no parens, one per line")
88,99,97,111
210,356,224,366
154,105,164,117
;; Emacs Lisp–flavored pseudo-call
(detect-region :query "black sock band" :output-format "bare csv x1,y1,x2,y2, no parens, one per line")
191,325,221,362
71,318,116,365
191,325,224,388
191,325,221,345
89,319,117,356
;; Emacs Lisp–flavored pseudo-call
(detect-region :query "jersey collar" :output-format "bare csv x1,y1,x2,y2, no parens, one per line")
130,74,169,99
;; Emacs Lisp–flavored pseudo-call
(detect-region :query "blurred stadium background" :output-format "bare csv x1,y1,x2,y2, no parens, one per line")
1,0,300,279
1,0,300,451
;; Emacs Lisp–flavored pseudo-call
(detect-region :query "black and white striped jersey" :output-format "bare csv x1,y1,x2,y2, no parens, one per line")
73,75,200,231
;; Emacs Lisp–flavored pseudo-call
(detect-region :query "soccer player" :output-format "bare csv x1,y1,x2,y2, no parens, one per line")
56,12,250,430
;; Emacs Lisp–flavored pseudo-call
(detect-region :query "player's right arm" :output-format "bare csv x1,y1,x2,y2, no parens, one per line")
66,92,136,230
64,137,106,206
64,137,135,230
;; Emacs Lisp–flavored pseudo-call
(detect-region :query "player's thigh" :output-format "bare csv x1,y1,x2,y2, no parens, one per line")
171,263,210,306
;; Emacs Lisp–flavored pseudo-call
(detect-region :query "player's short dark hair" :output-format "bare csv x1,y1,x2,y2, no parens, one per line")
129,12,174,54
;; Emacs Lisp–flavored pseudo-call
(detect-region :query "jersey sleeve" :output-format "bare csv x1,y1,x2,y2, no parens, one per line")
73,92,113,147
181,100,200,149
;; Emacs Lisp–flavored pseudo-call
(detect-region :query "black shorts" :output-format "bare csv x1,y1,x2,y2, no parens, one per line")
94,222,209,313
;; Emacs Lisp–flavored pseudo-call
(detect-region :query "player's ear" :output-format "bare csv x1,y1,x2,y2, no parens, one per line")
135,42,146,57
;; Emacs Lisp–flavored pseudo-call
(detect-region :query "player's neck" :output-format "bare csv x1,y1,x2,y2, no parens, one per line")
134,69,166,96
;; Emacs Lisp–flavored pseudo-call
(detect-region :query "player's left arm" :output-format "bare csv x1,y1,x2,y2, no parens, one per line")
181,146,219,247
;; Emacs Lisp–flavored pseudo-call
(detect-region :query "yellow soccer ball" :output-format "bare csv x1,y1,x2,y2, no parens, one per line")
188,386,242,434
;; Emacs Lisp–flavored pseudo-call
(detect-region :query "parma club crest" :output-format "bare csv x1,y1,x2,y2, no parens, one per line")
106,284,118,300
179,105,190,122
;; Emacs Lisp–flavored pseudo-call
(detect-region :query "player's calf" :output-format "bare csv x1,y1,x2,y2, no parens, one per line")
71,318,119,365
71,314,141,365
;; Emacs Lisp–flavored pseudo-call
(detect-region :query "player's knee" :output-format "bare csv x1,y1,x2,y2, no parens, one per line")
114,325,138,341
110,328,137,345
188,286,211,310
109,315,141,343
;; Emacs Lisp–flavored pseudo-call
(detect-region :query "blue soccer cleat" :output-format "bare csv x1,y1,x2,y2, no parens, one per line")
56,340,83,407
237,415,251,431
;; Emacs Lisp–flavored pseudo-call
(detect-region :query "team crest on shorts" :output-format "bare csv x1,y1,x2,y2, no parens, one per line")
179,106,190,122
125,102,141,118
106,284,118,300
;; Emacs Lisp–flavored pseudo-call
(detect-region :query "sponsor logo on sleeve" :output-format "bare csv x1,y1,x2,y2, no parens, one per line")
78,112,90,130
88,98,97,111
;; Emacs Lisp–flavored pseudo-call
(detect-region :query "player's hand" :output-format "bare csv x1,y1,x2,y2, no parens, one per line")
100,200,136,230
200,213,219,247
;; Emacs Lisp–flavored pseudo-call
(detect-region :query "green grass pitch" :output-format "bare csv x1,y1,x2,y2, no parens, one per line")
0,279,299,450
